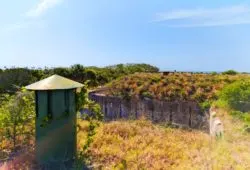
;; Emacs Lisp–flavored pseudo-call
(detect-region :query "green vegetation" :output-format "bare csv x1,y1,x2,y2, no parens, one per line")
214,80,250,129
105,72,250,103
218,80,250,112
0,89,35,155
222,69,238,75
106,72,250,132
0,81,103,168
0,68,37,93
75,72,250,169
0,64,159,94
230,111,250,125
74,81,104,169
1,66,250,169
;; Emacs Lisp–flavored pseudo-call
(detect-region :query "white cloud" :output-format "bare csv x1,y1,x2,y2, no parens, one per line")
0,0,60,35
26,0,63,18
154,4,250,27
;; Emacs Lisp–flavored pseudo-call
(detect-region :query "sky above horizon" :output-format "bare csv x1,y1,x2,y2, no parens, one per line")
0,0,250,71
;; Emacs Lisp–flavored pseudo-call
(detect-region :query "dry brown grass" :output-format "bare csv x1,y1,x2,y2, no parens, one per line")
1,112,249,169
77,112,250,170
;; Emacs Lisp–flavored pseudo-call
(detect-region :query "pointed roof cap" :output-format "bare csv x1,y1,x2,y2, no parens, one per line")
25,75,84,90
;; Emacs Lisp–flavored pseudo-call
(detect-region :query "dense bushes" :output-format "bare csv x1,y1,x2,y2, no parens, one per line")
218,80,250,112
0,68,37,93
222,70,238,75
0,64,159,94
105,73,249,103
230,111,250,123
216,80,250,126
0,89,35,152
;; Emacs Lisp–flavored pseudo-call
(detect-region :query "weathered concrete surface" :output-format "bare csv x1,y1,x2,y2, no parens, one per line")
89,92,209,131
209,108,224,137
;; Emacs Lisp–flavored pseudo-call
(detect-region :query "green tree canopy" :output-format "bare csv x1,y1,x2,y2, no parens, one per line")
222,70,238,75
219,80,250,111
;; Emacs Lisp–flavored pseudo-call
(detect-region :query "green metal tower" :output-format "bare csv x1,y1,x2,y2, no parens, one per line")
26,75,83,169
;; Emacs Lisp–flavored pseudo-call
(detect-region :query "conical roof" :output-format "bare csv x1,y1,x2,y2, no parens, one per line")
25,75,84,90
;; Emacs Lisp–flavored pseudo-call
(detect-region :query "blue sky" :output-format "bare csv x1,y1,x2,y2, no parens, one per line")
0,0,250,71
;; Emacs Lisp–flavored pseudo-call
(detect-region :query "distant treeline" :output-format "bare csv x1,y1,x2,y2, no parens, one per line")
0,63,159,93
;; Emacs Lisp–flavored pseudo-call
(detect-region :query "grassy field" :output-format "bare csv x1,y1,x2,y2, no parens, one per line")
77,109,250,170
1,108,250,169
2,111,249,169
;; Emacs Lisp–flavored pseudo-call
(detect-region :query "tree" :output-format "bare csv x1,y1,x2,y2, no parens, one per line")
0,68,36,93
0,89,35,151
70,64,86,82
51,67,71,78
30,68,45,80
85,69,98,86
0,63,160,93
222,70,238,75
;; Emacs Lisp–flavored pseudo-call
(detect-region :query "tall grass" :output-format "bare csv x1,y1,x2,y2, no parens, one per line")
77,115,250,170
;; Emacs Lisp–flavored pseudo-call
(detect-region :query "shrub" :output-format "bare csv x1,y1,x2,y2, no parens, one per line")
107,73,250,103
141,91,153,99
219,80,250,112
222,70,238,75
213,99,229,109
0,89,35,151
244,114,250,123
230,111,250,124
200,100,212,111
211,72,218,75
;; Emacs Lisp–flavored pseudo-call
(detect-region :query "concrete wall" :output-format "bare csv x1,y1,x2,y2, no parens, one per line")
89,93,209,130
209,108,224,137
